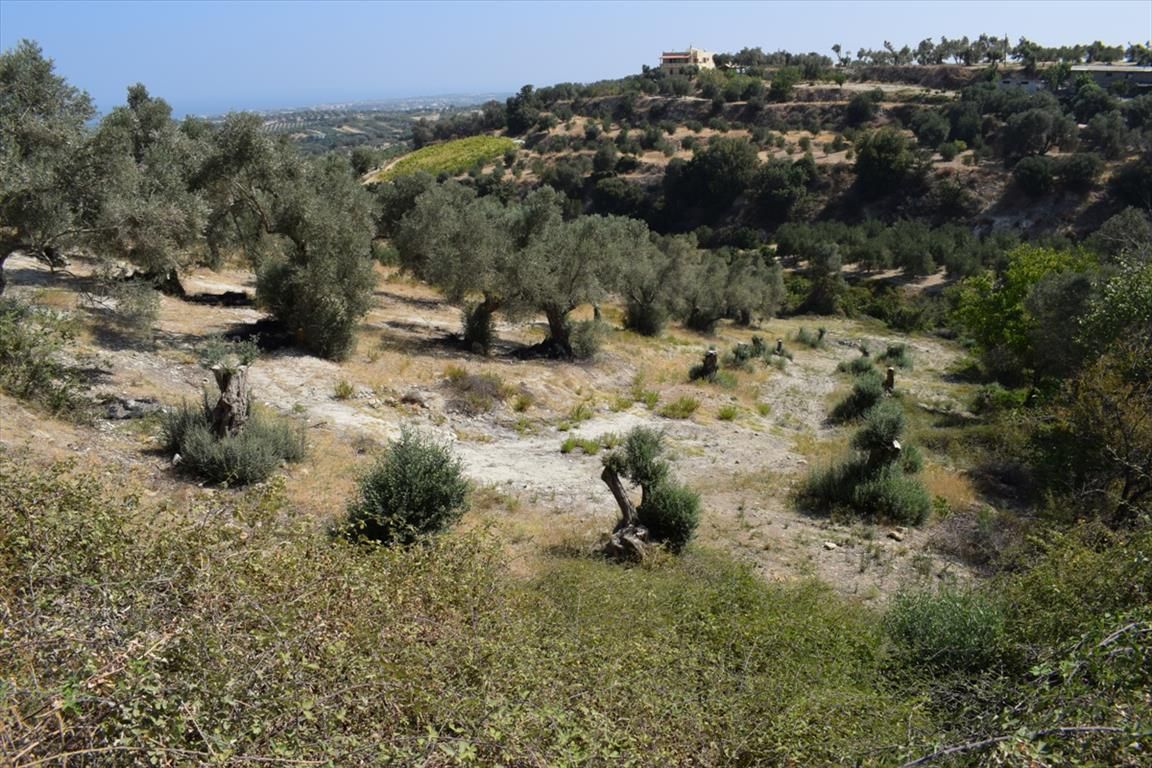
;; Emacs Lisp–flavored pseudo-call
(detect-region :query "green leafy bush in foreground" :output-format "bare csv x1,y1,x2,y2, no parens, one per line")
0,455,924,766
2,456,1148,766
889,525,1152,766
161,398,306,486
346,428,469,544
0,297,87,417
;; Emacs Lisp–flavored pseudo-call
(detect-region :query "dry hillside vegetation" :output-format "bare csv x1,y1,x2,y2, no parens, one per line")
2,252,977,595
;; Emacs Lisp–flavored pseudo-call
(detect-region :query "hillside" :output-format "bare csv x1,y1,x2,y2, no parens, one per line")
366,61,1149,250
3,36,1151,767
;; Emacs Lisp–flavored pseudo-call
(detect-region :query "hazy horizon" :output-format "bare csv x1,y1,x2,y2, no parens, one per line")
3,0,1150,117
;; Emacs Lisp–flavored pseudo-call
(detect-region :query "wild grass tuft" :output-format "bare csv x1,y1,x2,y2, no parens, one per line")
333,379,355,400
660,396,699,419
443,366,511,414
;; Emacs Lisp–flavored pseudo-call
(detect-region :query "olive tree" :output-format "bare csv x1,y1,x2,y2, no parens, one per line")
520,202,652,357
0,40,94,293
618,234,692,336
253,153,377,359
195,115,377,359
854,129,921,199
83,84,209,293
394,181,532,353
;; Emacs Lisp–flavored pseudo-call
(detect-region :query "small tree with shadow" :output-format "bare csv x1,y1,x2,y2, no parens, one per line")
799,399,930,525
346,428,470,545
600,427,700,560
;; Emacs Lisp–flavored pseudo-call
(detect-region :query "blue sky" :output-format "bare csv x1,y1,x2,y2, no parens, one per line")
2,0,1149,116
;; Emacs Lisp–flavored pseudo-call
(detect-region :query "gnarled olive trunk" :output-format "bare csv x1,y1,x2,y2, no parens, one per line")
601,464,648,562
602,465,638,531
463,295,502,355
209,365,250,439
544,304,573,358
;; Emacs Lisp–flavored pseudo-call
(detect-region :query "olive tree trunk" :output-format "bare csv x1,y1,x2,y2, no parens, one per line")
601,465,649,561
210,365,251,438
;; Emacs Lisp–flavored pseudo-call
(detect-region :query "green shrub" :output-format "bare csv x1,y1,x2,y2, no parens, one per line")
570,319,609,360
878,343,912,369
346,428,469,545
660,396,699,419
624,301,667,337
837,354,875,375
797,460,861,511
1013,155,1054,197
603,427,700,552
998,524,1152,648
610,426,670,491
162,399,307,486
885,588,1007,673
0,297,87,418
800,399,929,524
717,404,739,421
850,463,931,524
831,370,884,422
637,481,701,552
794,326,825,348
851,399,906,458
334,379,355,400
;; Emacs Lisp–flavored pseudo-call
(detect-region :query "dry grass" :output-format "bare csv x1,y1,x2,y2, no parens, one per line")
280,427,365,521
920,462,979,513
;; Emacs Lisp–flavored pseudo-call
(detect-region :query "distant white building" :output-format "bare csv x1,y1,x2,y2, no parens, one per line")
660,47,716,75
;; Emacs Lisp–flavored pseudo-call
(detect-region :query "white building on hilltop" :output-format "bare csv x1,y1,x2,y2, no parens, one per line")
660,47,716,75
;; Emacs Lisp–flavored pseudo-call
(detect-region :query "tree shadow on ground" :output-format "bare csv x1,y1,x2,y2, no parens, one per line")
374,289,447,311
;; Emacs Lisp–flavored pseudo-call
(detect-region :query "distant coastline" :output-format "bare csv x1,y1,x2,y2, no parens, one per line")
168,92,512,120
